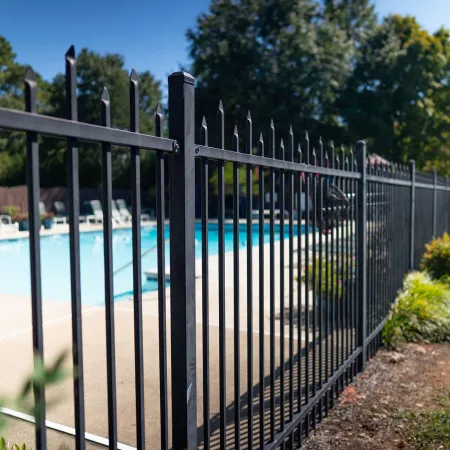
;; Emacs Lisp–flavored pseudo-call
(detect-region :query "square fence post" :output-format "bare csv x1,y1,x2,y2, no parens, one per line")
446,176,449,233
409,160,416,270
356,141,367,371
168,71,197,450
432,169,437,239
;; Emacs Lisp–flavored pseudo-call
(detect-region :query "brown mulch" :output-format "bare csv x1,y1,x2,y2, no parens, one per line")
302,343,450,450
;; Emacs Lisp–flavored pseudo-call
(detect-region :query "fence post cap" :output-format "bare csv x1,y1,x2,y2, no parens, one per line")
168,71,195,85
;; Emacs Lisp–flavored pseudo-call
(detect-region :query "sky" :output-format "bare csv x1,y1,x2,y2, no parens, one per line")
1,0,450,90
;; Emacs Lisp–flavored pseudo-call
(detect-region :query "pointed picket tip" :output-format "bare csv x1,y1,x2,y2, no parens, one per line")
233,125,238,135
319,136,323,144
246,110,251,120
259,132,263,142
324,150,329,159
218,100,224,112
24,66,36,83
130,69,139,83
155,103,162,115
101,87,110,102
270,119,274,128
280,138,284,146
65,45,76,59
289,125,293,134
330,140,334,148
305,131,309,139
201,116,207,127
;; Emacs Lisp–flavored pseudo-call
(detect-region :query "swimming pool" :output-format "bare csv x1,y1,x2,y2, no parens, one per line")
0,223,305,305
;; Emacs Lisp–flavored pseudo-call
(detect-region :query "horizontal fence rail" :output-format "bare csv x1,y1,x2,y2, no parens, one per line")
0,58,449,450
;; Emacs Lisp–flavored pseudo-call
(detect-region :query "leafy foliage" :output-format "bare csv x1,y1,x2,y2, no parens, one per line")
301,257,353,298
340,15,450,166
420,233,450,281
383,272,450,348
0,40,163,191
0,351,68,445
187,0,376,145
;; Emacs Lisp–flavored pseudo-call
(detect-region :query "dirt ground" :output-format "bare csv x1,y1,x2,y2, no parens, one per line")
303,343,450,450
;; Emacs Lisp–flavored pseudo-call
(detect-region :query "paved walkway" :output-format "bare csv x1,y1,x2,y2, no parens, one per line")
0,225,355,449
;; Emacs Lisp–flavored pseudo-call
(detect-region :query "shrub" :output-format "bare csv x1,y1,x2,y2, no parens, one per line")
301,257,353,298
383,272,450,348
1,206,18,218
421,233,450,280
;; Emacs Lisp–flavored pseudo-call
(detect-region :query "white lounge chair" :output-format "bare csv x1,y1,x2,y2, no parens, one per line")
0,214,19,233
53,201,68,224
116,199,150,222
87,200,123,225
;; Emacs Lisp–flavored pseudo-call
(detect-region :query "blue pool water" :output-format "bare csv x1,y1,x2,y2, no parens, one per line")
0,223,304,305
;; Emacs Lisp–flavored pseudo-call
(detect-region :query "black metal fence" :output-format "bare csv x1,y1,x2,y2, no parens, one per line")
0,52,449,450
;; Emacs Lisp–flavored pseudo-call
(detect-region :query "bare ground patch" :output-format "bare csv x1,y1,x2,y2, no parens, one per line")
302,343,450,450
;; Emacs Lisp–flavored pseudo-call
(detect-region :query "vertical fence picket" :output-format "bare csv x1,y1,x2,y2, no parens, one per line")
269,120,276,442
100,87,118,450
258,133,265,448
288,126,295,449
246,111,254,450
232,124,241,450
65,46,86,450
25,65,47,450
155,103,169,450
129,69,146,450
201,116,211,450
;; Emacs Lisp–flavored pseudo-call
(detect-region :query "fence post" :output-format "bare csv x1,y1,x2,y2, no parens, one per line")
446,176,449,233
432,169,437,239
168,71,197,449
356,141,367,371
409,160,416,270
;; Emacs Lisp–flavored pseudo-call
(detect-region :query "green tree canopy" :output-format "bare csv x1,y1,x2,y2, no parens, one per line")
187,0,376,148
42,48,163,188
0,39,163,189
340,15,450,168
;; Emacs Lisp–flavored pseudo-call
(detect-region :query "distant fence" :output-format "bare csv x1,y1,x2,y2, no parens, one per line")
0,47,449,450
0,186,132,213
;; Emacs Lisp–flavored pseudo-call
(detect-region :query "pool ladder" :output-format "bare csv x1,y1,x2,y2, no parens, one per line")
113,236,170,276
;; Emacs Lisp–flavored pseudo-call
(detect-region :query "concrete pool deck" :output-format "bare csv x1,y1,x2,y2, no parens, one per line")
0,226,355,449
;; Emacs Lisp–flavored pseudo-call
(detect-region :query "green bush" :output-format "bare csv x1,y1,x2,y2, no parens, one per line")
421,233,450,280
1,206,18,218
301,258,353,298
383,272,450,348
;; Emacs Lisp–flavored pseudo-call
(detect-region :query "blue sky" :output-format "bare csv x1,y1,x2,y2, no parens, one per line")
1,0,449,89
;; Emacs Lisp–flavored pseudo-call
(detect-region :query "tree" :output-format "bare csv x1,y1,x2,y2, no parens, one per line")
340,16,450,168
42,48,163,189
187,0,376,148
0,36,50,185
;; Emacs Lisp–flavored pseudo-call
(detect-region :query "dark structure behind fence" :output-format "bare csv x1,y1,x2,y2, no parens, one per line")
0,49,449,450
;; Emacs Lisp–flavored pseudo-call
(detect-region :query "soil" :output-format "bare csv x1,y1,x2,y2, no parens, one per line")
302,343,450,450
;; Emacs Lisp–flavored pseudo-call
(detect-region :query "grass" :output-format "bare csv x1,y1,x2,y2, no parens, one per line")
395,390,450,449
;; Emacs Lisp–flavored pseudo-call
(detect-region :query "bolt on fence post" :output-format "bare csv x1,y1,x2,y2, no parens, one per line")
168,71,197,450
432,169,437,239
356,141,367,372
409,160,416,270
